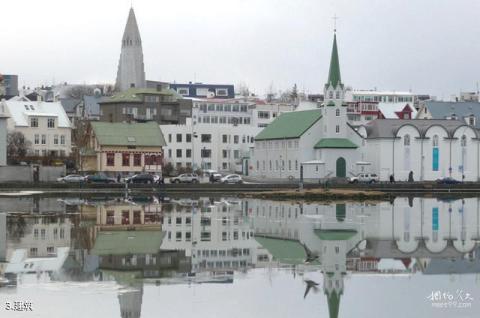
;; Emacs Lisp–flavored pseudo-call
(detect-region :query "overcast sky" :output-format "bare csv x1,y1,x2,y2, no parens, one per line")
1,0,480,98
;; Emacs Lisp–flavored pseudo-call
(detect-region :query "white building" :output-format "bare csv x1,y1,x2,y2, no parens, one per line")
1,99,72,157
252,102,295,128
160,119,261,172
345,89,415,104
361,119,479,181
251,32,365,180
191,98,255,126
251,31,480,182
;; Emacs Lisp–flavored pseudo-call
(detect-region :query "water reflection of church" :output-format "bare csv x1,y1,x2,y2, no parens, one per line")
2,196,480,318
249,197,480,318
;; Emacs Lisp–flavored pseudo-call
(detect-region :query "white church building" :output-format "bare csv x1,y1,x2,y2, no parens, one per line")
251,31,480,181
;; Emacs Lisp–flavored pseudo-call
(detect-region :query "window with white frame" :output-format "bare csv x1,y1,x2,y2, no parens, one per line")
404,134,410,146
177,87,189,96
216,88,228,97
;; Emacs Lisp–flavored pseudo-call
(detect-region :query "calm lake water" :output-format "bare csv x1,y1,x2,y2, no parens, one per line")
0,194,479,317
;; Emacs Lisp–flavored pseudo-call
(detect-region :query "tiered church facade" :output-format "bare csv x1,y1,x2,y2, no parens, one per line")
251,32,480,182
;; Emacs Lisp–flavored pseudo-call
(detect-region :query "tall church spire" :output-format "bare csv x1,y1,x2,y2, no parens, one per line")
115,7,146,92
326,32,342,89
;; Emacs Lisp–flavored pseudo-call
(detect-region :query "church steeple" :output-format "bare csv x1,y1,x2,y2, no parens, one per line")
122,8,142,48
115,7,146,92
326,32,342,89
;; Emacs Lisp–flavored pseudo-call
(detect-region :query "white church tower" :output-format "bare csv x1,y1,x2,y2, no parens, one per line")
115,7,146,92
322,30,348,139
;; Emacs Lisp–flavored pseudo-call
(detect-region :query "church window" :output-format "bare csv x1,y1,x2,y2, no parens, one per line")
295,160,298,170
432,135,439,147
404,134,410,146
461,135,467,147
336,91,340,99
335,109,340,117
269,160,272,170
329,91,333,99
288,160,291,170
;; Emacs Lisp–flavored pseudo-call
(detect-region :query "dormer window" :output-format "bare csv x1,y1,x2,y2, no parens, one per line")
468,116,475,126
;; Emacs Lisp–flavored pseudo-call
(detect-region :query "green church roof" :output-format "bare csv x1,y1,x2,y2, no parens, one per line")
93,230,164,256
326,33,342,88
314,138,358,149
255,109,323,140
255,236,307,265
314,229,357,241
91,121,166,147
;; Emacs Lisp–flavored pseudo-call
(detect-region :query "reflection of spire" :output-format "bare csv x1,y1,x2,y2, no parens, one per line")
326,290,341,318
119,284,143,318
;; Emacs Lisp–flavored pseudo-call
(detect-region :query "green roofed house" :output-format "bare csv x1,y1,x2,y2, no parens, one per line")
82,121,166,175
99,87,192,125
251,30,368,180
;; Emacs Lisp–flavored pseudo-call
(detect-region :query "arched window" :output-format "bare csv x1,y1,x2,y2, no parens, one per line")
461,135,467,147
335,109,340,117
335,91,340,99
432,135,439,147
329,91,333,99
404,134,410,146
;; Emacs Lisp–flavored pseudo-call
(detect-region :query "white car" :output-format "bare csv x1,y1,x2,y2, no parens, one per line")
349,173,379,184
57,174,86,183
221,174,243,184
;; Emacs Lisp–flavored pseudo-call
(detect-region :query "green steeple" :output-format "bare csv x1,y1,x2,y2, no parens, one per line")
326,32,342,88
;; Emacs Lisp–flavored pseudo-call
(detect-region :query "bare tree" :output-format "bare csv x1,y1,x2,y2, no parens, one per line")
66,85,95,99
7,131,31,164
236,82,250,97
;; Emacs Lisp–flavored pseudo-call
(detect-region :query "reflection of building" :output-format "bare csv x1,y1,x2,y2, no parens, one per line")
161,200,258,273
4,215,71,278
96,202,162,231
250,197,480,318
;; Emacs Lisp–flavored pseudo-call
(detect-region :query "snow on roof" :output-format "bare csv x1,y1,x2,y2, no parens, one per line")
377,102,417,119
5,247,70,273
2,100,71,128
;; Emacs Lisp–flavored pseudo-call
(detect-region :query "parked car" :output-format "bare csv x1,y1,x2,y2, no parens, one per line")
436,177,462,185
170,173,200,184
56,174,85,183
85,174,116,183
349,173,379,184
208,173,223,183
221,174,243,184
126,174,155,184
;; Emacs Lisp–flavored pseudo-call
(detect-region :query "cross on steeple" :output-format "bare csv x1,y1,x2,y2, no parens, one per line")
332,14,339,32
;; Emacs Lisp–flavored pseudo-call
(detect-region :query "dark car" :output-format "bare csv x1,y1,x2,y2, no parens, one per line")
85,174,116,183
436,177,462,185
126,174,155,184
